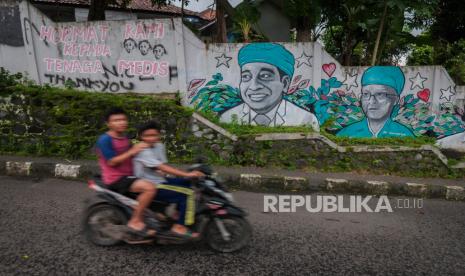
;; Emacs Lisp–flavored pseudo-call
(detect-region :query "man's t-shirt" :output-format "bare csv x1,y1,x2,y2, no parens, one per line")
133,143,168,185
95,133,134,185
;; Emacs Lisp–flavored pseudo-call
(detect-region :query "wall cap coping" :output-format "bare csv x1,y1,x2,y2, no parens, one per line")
192,112,238,141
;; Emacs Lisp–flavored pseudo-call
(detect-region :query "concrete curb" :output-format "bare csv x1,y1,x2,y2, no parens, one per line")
2,159,464,202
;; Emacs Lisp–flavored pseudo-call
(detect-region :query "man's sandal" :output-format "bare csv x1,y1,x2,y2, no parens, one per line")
170,228,199,239
126,225,156,238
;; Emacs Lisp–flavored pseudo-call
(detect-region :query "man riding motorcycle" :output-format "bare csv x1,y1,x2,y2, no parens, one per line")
133,120,204,238
95,107,156,240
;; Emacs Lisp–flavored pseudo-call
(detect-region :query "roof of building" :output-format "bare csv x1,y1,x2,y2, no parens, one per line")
32,0,203,17
199,8,216,21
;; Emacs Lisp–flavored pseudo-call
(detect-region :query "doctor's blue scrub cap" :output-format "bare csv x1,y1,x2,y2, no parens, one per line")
238,43,295,77
361,66,405,95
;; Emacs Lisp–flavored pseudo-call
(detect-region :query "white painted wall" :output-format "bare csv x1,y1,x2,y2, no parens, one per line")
1,0,464,151
19,1,180,93
0,44,27,74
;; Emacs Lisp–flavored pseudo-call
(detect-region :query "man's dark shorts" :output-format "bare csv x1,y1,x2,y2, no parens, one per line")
107,176,138,194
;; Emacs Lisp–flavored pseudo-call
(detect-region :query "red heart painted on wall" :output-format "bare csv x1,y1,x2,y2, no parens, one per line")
417,88,430,102
322,63,336,77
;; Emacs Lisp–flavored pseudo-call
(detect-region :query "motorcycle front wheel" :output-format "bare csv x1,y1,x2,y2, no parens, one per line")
205,216,252,253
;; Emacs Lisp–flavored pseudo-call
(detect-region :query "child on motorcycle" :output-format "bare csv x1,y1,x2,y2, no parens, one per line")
95,107,157,239
133,121,204,238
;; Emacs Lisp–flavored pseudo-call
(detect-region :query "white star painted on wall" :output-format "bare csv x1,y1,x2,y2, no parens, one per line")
409,72,427,90
215,53,232,68
440,86,456,102
343,71,358,90
295,52,313,68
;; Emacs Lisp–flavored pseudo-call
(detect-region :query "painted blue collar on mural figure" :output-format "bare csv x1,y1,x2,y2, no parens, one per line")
336,117,415,138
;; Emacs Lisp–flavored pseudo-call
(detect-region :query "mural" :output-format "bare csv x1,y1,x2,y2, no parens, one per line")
188,43,465,149
2,1,464,151
336,66,414,138
17,2,178,93
190,43,319,130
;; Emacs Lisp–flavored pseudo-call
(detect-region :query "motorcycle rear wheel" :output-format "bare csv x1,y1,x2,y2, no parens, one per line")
205,216,252,253
84,204,128,246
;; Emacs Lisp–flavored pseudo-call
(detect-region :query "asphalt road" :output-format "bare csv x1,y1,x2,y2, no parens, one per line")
1,176,465,275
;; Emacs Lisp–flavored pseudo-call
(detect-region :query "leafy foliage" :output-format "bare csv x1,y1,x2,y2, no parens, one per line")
321,0,438,65
191,71,465,139
0,68,22,89
0,69,193,159
190,73,242,113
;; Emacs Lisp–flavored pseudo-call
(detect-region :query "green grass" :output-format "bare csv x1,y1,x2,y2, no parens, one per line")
198,110,436,146
323,131,436,148
196,110,314,136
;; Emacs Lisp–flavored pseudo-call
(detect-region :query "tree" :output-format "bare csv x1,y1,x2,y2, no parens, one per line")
322,0,376,66
232,0,261,42
407,44,434,65
88,0,109,21
321,0,437,66
284,0,325,42
215,0,228,43
406,0,465,84
431,0,465,43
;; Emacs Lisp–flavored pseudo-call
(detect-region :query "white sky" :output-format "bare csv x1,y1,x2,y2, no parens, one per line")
172,0,243,12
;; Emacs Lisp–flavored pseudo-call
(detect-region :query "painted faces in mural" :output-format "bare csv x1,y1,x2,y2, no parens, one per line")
153,44,167,60
123,38,136,53
220,43,319,129
337,66,414,138
138,40,151,56
240,62,289,113
238,43,294,116
361,84,398,121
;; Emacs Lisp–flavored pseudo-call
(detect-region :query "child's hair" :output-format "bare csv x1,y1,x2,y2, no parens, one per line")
104,107,127,122
137,120,161,137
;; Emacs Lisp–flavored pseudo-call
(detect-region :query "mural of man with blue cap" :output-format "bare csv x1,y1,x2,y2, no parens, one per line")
220,43,319,130
337,66,414,138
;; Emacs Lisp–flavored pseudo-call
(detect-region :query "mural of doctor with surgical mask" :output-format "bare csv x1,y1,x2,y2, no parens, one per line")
337,66,414,138
220,43,319,130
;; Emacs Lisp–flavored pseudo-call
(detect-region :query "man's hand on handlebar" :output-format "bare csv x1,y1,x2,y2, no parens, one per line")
186,170,205,178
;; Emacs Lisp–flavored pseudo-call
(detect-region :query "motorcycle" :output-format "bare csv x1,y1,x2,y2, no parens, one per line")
82,163,252,253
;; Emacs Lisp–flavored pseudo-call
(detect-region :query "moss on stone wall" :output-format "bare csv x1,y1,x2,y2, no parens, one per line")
0,83,193,159
190,118,464,178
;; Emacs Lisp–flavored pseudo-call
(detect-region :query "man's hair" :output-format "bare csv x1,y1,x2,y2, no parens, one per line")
104,107,127,122
137,120,161,137
123,38,136,46
139,40,151,48
153,44,167,54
